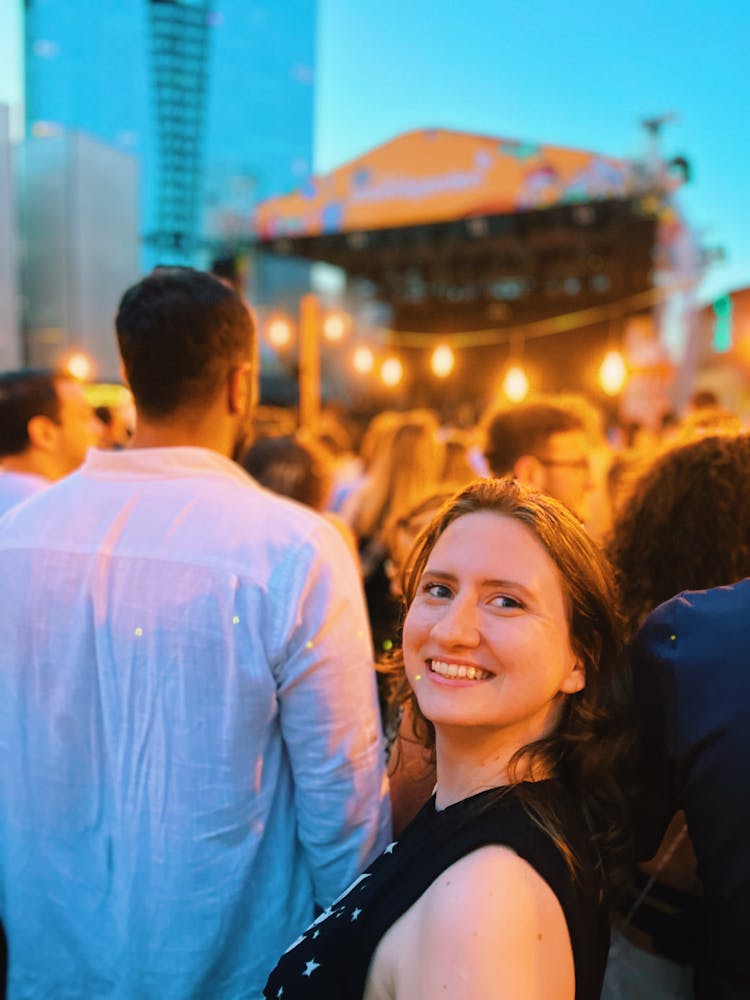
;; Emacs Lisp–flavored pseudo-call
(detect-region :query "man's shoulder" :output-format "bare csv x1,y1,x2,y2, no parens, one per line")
641,579,750,639
0,458,342,563
634,579,750,692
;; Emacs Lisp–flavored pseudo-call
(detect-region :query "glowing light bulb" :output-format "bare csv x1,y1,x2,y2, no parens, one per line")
352,345,374,375
380,357,404,388
503,365,529,402
267,317,293,349
431,344,455,378
65,352,93,381
598,350,627,396
323,311,348,342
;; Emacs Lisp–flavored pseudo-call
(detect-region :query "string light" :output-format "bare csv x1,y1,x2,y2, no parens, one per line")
380,357,404,387
267,316,293,349
598,350,627,396
65,352,93,381
430,344,455,378
352,345,374,375
322,311,348,342
503,365,529,402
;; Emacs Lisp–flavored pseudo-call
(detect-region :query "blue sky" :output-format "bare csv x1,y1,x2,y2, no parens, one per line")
2,1,748,301
316,0,750,302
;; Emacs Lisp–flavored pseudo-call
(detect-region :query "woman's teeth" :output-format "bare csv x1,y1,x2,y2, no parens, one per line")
429,659,491,681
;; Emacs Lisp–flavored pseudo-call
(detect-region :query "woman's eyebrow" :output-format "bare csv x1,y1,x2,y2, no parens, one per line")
421,569,458,582
483,578,535,600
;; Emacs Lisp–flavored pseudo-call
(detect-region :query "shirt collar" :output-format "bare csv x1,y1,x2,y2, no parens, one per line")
81,446,257,488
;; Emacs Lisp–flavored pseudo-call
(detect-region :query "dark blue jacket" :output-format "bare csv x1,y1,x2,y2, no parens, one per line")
632,580,750,998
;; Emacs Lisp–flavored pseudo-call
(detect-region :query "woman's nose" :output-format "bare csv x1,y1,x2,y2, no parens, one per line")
429,594,481,648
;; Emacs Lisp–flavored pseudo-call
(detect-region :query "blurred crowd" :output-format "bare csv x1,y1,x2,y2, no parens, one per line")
0,268,748,999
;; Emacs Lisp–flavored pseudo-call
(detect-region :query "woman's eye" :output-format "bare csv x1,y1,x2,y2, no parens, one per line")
423,581,452,599
491,595,522,609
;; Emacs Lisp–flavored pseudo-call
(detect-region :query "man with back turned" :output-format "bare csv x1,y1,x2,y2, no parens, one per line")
0,268,389,998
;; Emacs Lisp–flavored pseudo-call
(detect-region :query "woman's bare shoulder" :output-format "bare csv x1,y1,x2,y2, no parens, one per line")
367,846,575,1000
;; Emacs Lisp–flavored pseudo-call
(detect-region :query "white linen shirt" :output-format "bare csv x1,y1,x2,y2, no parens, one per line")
0,447,390,999
0,470,48,517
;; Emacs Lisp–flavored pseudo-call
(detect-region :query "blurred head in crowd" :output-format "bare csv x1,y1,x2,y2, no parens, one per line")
116,267,256,459
94,404,133,450
242,434,332,511
607,432,750,637
0,369,98,480
440,429,477,487
670,405,743,444
348,410,445,542
483,397,595,522
689,388,719,410
382,489,456,598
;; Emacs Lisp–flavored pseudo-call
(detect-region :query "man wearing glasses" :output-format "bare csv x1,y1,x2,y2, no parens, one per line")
483,396,596,523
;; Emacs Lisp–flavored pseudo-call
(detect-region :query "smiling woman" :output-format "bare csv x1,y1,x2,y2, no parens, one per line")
403,510,585,745
264,479,633,1000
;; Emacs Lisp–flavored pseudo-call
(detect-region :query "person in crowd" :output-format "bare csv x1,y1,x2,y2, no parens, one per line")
603,432,750,998
312,406,365,513
94,402,133,449
326,409,400,515
0,368,99,515
483,396,596,526
342,410,446,655
243,432,334,511
265,477,632,1000
0,268,390,998
631,580,750,1000
440,428,478,486
669,404,743,444
242,432,357,557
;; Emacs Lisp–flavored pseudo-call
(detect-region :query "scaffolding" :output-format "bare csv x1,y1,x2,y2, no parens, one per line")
146,0,212,261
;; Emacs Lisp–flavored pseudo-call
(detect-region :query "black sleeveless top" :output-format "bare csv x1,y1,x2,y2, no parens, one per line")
264,781,609,999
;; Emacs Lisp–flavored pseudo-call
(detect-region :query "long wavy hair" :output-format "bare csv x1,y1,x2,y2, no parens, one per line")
607,432,750,638
388,477,633,891
349,412,445,542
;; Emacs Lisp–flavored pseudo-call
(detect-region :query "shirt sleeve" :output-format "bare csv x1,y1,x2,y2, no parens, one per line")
271,518,392,907
630,598,682,861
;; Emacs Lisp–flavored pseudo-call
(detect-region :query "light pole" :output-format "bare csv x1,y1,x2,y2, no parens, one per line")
298,293,321,428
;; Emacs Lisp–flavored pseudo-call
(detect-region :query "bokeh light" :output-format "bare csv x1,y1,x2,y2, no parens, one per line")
598,350,627,396
65,351,93,381
322,311,348,342
267,316,293,349
352,345,374,375
502,364,529,402
430,344,455,378
380,356,404,387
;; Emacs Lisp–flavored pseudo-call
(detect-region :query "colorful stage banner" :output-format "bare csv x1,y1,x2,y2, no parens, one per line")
254,128,639,239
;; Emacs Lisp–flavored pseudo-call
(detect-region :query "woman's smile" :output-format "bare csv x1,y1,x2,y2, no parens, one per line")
427,658,493,682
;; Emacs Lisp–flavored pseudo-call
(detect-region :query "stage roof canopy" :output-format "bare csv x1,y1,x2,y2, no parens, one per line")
253,128,641,241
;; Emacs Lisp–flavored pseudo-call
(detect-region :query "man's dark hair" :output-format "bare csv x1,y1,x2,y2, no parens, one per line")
484,400,585,475
115,267,255,419
0,369,64,457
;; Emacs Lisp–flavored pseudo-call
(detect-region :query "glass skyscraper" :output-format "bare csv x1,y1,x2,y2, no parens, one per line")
24,0,316,272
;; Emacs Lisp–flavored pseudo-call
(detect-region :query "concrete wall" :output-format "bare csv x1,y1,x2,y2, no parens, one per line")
0,105,21,369
17,131,139,380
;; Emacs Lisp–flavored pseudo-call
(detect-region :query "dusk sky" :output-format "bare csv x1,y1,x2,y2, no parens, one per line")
2,1,748,301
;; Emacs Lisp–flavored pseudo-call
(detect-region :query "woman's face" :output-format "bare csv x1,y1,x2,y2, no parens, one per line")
402,511,585,747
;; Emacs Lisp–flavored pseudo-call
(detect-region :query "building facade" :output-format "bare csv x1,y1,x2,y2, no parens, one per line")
24,0,316,274
0,105,21,369
16,131,140,380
